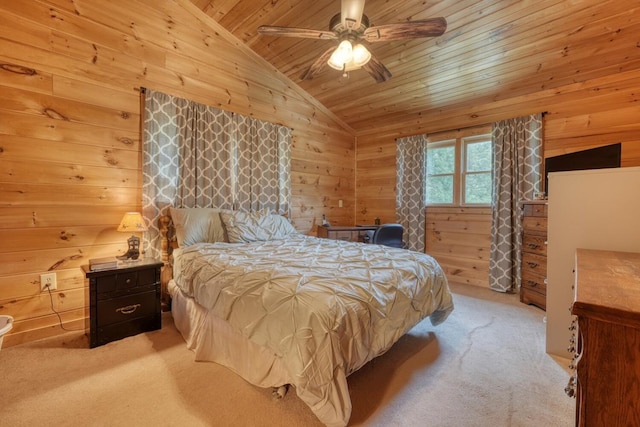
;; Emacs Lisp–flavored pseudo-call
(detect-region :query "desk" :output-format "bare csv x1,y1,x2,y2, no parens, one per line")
317,225,377,243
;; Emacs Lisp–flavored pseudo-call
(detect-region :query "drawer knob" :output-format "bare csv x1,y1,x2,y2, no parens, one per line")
527,280,538,287
116,304,141,315
125,278,132,285
527,262,538,268
528,243,540,249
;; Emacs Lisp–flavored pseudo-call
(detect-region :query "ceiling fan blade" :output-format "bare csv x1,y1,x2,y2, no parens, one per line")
257,25,337,40
341,0,365,29
300,47,336,80
363,17,447,42
362,53,392,83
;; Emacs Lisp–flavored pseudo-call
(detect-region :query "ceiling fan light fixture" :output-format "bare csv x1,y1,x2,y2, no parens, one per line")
351,43,371,67
328,40,371,71
328,40,353,70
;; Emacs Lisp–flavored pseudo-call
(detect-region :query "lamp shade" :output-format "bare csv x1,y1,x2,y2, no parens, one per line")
327,40,372,71
351,43,371,67
117,212,148,233
328,40,353,70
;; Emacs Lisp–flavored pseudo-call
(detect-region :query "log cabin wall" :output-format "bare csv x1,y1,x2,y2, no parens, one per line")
356,69,640,288
0,0,355,347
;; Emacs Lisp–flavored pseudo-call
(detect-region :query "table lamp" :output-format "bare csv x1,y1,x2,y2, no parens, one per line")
116,212,148,261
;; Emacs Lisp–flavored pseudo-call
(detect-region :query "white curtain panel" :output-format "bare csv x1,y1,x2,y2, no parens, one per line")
489,113,543,293
396,134,428,252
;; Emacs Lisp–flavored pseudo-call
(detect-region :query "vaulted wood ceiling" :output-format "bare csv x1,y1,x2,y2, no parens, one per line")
191,0,640,135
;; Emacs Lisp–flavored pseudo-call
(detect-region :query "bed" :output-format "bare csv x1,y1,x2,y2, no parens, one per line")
161,208,454,427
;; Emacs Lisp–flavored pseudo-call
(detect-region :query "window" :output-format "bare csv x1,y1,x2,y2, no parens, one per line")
426,130,492,206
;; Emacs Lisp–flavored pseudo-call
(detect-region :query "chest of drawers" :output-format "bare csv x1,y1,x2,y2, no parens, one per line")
519,200,547,310
83,259,163,348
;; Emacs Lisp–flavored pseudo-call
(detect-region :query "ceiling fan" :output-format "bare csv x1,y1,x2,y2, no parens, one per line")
257,0,447,83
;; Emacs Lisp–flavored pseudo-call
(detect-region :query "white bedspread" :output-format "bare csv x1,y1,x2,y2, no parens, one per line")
172,234,453,427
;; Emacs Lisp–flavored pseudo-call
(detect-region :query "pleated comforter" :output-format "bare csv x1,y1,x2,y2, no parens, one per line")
172,234,453,427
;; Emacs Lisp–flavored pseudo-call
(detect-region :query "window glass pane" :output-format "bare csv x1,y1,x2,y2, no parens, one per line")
426,175,454,204
466,141,492,172
465,172,492,204
427,146,455,174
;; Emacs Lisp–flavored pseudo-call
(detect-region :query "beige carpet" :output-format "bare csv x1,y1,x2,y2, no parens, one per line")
0,283,574,426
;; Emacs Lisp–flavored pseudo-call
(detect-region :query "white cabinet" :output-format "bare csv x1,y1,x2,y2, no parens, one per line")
546,166,640,357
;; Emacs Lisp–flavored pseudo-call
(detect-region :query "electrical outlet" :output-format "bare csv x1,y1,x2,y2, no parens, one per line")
40,272,57,291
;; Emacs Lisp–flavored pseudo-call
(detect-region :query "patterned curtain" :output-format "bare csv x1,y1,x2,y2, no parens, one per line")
396,134,428,252
233,114,291,214
141,89,291,259
489,113,543,292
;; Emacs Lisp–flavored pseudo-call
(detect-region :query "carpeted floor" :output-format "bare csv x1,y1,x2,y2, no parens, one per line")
0,283,574,426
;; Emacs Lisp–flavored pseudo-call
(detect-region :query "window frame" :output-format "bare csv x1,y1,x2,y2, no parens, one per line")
425,139,459,205
461,135,493,206
425,128,492,207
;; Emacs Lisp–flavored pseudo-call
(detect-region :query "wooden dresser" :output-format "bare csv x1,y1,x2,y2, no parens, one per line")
519,200,548,310
569,249,640,426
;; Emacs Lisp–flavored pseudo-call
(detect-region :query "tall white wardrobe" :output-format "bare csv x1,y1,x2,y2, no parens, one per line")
546,166,640,357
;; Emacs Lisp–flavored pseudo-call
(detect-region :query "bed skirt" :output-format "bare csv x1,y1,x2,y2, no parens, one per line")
168,279,292,389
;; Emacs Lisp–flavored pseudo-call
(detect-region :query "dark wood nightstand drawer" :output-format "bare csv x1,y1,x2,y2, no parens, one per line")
97,289,158,326
95,268,158,295
95,316,162,348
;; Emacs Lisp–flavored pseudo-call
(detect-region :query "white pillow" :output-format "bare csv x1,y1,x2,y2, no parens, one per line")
169,207,232,247
220,210,298,243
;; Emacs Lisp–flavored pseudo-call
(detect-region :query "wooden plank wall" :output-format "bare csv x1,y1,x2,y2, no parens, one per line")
426,207,492,288
356,70,640,288
0,0,355,347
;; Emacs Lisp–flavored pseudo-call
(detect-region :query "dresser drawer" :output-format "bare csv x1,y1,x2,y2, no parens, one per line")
522,203,547,217
521,269,547,293
97,289,158,327
522,234,547,256
522,252,547,276
522,216,548,234
95,267,158,296
95,315,161,348
521,286,546,310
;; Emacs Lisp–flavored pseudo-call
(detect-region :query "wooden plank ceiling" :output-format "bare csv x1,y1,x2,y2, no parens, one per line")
191,0,640,135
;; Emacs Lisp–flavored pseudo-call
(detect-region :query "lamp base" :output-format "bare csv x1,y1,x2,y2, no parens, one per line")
116,235,140,261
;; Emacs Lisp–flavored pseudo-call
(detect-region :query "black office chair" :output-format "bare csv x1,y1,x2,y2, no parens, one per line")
372,223,404,248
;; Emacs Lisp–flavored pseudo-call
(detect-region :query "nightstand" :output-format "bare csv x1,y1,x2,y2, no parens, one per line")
83,259,163,348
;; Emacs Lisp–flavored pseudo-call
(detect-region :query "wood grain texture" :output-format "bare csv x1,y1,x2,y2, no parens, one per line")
425,207,491,288
199,0,640,134
0,0,354,347
2,0,640,348
573,249,640,426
